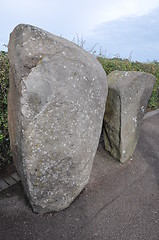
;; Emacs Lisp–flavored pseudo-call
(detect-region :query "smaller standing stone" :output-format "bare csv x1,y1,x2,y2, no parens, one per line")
103,70,155,163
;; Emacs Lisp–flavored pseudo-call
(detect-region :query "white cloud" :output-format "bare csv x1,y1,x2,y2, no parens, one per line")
1,0,159,32
79,0,159,35
1,0,159,44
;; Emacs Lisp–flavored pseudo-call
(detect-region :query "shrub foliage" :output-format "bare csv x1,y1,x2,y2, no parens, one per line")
0,51,12,169
0,52,159,169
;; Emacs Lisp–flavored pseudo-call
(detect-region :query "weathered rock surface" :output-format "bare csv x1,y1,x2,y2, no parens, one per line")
8,24,107,213
103,70,155,163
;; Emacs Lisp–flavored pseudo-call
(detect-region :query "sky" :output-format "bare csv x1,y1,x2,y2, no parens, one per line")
1,0,159,62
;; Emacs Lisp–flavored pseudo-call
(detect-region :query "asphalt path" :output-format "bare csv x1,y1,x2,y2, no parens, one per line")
0,112,158,240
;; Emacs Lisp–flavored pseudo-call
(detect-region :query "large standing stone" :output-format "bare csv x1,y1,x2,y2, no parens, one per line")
8,24,107,213
103,70,155,163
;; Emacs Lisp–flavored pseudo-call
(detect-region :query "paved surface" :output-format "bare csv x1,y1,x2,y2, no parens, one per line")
0,112,159,240
0,172,20,191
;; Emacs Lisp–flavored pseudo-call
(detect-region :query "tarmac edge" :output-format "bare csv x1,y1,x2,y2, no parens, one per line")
144,109,159,119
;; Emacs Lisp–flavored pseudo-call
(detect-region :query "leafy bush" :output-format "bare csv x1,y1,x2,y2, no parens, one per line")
0,51,12,169
98,57,159,110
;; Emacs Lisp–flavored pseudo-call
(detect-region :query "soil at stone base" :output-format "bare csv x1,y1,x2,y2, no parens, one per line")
0,162,16,180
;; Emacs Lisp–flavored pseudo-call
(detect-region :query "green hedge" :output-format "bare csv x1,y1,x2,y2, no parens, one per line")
0,52,159,169
0,51,11,169
98,57,159,110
